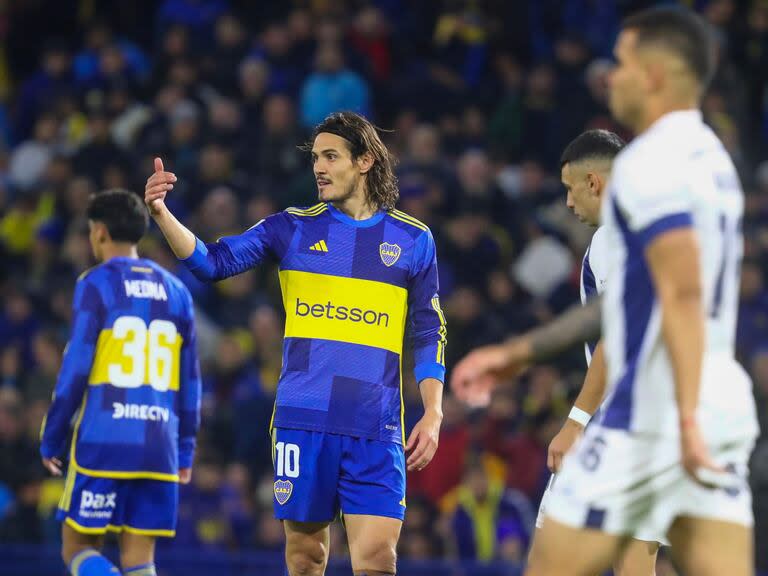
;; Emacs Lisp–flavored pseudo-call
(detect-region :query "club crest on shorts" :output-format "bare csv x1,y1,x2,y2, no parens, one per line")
379,243,401,267
274,479,293,505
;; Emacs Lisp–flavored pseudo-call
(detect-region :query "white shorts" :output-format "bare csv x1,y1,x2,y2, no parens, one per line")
536,473,669,545
545,424,754,540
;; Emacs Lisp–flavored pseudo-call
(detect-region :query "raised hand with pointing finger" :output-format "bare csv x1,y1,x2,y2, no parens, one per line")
143,157,197,258
144,157,177,216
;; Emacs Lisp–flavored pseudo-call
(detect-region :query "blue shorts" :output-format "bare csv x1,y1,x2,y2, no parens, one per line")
56,468,178,537
272,428,406,522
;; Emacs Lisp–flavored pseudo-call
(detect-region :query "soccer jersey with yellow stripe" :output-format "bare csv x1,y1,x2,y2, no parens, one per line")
183,203,447,443
40,258,202,479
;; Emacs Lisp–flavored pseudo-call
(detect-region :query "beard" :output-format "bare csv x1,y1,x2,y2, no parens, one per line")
319,174,360,203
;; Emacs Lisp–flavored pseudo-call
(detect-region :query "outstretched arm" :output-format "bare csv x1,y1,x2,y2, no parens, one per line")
146,157,287,282
451,297,602,407
145,157,197,258
524,297,602,362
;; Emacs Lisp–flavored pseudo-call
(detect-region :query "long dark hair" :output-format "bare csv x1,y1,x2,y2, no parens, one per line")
305,112,399,210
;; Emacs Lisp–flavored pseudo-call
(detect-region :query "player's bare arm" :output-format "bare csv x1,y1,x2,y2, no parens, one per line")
405,377,443,471
452,297,602,406
645,227,721,480
144,157,197,258
548,341,607,472
527,297,602,360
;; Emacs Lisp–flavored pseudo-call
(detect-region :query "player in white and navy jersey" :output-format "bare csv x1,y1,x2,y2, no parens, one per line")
452,7,758,576
527,130,665,576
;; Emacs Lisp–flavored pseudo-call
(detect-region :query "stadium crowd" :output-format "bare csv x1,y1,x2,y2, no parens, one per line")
0,0,767,572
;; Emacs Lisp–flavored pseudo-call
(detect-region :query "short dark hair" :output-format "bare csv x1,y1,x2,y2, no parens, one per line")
86,189,148,243
560,130,626,168
622,6,716,89
304,112,399,210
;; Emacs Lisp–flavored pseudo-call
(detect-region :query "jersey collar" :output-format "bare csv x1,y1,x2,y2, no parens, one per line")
327,202,386,228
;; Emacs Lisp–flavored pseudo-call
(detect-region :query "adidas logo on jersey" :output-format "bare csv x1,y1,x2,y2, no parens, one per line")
309,240,329,252
124,279,168,301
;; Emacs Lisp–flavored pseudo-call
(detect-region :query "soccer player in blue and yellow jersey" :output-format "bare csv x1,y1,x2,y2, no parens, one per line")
145,111,447,576
40,189,202,576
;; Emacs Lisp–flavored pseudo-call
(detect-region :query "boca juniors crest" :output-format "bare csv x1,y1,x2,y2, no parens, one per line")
274,480,293,505
379,243,402,267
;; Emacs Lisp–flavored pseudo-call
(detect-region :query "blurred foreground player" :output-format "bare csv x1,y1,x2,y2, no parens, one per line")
453,7,758,576
145,111,447,576
41,189,202,576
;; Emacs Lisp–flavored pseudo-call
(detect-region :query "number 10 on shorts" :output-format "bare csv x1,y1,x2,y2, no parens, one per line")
274,442,300,478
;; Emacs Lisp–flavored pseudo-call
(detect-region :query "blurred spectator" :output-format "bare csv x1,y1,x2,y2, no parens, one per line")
14,40,73,142
300,41,370,127
0,288,39,370
207,97,242,148
251,94,306,197
446,453,535,563
350,6,393,84
738,260,768,361
16,330,61,405
73,109,132,186
252,22,303,96
174,457,235,550
188,141,249,208
10,114,59,191
73,22,149,87
199,13,249,97
157,0,229,45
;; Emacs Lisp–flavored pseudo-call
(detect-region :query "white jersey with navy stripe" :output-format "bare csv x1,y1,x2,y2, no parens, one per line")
580,226,609,365
599,110,758,439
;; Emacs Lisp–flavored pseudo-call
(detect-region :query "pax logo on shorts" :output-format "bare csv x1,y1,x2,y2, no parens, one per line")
78,490,117,519
80,490,117,511
379,243,401,267
274,480,293,505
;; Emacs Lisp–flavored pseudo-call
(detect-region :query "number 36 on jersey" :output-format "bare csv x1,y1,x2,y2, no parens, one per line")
88,315,183,392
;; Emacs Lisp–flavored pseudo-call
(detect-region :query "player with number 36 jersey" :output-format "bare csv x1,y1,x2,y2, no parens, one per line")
40,254,200,481
40,190,201,576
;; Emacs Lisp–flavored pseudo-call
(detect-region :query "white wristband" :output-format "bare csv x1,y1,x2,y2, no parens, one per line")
568,406,592,427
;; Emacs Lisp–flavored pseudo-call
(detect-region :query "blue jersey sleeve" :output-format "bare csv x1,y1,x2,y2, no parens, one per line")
40,273,104,459
177,290,201,469
408,230,447,383
181,212,291,282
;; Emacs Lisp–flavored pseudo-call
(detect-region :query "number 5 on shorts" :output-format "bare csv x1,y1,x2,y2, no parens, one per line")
274,442,300,478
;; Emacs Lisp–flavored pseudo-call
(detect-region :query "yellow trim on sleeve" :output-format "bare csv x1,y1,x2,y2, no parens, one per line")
388,211,428,232
431,296,447,365
391,209,429,231
77,265,100,282
399,354,405,445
